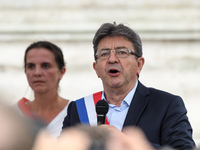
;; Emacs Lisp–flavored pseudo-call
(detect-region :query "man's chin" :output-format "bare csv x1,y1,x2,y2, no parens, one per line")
109,82,122,89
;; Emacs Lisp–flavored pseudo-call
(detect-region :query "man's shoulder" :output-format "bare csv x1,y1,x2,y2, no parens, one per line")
148,87,177,97
147,87,185,108
138,81,183,103
138,81,179,96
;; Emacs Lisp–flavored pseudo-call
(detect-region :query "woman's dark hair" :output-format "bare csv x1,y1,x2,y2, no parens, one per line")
24,41,65,71
93,22,143,61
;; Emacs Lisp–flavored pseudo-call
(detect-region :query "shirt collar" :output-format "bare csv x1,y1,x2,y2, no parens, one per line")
101,80,138,106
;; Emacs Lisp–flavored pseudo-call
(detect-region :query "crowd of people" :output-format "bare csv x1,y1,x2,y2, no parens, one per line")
0,22,198,150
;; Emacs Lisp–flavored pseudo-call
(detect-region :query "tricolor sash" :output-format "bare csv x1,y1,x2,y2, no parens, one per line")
76,91,109,126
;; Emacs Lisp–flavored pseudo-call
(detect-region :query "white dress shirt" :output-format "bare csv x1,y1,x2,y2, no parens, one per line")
101,80,138,131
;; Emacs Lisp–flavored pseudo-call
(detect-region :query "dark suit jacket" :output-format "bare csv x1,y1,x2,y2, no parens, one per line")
62,81,195,150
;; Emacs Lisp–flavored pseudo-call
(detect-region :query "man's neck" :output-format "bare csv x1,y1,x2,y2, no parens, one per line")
103,80,138,107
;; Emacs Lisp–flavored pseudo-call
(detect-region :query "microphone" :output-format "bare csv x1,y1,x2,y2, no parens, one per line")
95,99,109,125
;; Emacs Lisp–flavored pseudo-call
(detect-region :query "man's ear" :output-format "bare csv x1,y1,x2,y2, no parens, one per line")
137,57,145,76
93,62,100,78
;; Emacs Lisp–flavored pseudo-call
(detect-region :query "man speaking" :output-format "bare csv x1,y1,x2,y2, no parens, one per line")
62,22,195,150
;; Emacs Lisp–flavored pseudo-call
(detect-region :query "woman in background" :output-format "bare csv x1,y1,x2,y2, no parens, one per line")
14,41,70,138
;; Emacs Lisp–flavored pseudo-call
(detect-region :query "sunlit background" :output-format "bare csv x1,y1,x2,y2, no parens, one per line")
0,0,199,146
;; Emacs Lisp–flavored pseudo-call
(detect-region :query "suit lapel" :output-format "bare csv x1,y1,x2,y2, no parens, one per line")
123,81,150,127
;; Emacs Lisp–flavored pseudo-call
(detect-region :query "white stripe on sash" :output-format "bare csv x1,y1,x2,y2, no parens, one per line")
84,94,97,126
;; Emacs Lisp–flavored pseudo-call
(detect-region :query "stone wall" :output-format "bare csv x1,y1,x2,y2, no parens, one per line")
0,0,199,42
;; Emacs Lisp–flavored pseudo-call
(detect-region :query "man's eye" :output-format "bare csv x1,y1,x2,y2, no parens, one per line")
117,50,128,55
100,51,110,57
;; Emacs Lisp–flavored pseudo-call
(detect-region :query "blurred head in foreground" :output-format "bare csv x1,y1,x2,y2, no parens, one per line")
0,100,41,150
33,125,156,150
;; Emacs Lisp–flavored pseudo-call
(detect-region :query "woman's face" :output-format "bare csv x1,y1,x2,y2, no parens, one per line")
25,48,65,94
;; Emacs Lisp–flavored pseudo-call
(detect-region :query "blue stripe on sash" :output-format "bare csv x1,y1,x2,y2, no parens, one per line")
76,97,90,125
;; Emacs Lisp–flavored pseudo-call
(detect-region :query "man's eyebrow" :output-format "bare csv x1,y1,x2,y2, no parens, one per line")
100,46,127,51
115,46,127,49
100,48,111,51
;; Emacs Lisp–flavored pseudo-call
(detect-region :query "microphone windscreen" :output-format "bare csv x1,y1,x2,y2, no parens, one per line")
96,99,109,115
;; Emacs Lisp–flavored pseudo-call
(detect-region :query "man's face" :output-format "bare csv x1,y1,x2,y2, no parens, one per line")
93,36,144,91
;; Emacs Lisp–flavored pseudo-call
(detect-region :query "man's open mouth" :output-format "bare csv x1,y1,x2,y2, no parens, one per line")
109,69,119,73
108,68,120,76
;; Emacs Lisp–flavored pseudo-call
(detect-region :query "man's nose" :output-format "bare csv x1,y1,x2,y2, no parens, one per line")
108,50,119,63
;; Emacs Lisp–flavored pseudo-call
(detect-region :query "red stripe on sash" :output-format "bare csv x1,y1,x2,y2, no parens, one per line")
93,92,109,125
93,92,102,105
